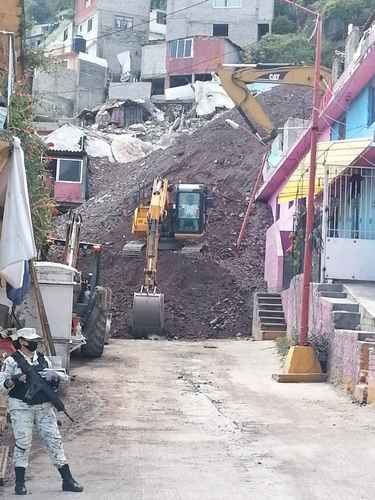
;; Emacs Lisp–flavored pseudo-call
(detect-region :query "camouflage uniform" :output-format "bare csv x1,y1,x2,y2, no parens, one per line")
1,352,67,469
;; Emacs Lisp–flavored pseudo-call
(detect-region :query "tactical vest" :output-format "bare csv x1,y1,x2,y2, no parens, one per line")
9,351,50,405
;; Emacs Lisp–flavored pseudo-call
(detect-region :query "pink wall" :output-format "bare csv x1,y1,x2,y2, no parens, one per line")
55,182,84,205
167,37,224,76
264,224,284,292
75,0,96,24
281,275,335,341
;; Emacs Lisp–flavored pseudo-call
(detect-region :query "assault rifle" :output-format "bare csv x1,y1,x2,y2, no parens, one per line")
14,353,74,422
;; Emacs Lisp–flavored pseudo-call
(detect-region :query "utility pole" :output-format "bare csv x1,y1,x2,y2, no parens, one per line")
273,0,325,382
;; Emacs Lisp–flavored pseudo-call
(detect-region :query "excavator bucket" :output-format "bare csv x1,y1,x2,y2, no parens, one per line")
132,291,165,338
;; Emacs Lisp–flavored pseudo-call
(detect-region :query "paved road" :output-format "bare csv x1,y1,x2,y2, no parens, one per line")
3,339,375,500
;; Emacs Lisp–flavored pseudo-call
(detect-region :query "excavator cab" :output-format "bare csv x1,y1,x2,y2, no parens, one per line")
175,184,208,239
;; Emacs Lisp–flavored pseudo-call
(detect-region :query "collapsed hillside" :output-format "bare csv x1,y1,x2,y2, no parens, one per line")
61,86,312,339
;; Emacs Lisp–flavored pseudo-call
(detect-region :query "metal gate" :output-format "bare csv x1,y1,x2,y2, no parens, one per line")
322,166,375,281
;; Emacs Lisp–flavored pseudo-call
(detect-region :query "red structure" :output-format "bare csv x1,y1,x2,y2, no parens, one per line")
74,0,96,24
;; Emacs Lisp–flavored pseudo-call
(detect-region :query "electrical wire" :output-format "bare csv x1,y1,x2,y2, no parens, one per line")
32,0,211,53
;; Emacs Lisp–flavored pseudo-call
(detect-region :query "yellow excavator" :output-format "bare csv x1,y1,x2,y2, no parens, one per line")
217,63,332,144
124,178,208,337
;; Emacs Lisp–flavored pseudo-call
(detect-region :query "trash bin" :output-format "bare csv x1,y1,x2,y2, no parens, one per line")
34,262,84,371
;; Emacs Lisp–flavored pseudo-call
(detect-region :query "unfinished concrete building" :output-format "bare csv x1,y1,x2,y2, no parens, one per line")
74,0,151,80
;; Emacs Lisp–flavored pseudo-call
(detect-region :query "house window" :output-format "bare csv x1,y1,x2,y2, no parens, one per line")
79,24,83,33
213,0,241,7
114,15,134,30
213,24,229,37
87,18,93,32
85,0,91,7
169,39,193,58
258,24,270,41
369,85,375,126
63,27,69,41
156,11,167,25
288,200,294,209
56,159,83,183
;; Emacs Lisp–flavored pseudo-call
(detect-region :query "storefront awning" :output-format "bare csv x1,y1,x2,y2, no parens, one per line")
278,139,373,203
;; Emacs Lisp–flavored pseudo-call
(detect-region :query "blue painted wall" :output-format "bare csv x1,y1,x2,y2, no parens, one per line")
331,85,375,140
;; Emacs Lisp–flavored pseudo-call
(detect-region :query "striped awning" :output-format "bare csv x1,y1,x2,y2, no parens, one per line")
278,139,373,203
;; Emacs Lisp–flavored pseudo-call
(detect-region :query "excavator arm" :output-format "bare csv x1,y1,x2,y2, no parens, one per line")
217,63,332,143
142,177,169,291
132,177,169,338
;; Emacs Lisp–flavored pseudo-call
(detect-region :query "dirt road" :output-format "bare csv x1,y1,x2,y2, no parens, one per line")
3,339,375,500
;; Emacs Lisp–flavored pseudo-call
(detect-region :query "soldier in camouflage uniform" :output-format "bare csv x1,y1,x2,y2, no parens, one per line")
0,328,83,495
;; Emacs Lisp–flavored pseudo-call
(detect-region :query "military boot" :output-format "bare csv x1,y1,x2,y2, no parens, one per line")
15,467,27,495
58,464,84,493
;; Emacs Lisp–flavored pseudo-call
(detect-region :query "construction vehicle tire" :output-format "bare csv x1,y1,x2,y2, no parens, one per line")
81,303,107,358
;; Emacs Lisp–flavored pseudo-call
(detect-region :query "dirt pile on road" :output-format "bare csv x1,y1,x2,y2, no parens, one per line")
67,86,312,339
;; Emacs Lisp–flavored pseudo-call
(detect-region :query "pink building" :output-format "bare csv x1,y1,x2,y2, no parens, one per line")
166,36,241,87
257,23,375,292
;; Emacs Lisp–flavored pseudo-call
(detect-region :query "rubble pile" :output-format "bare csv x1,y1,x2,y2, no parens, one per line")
62,86,312,339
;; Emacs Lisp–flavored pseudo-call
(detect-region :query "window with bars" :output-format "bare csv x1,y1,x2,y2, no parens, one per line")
156,11,167,25
114,15,134,30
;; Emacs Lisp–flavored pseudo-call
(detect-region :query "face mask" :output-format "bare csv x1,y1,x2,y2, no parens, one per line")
24,341,38,352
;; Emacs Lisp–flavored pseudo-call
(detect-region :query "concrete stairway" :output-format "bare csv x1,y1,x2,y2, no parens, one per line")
253,293,287,341
318,284,361,330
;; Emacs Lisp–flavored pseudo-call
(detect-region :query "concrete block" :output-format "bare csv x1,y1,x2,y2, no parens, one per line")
320,291,347,299
353,383,368,404
333,311,361,330
317,283,343,292
332,302,359,313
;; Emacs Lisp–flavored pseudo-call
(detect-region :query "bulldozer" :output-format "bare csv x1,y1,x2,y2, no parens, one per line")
46,212,112,358
217,63,332,144
124,178,208,338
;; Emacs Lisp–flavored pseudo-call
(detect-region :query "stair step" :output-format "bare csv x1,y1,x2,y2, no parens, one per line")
261,331,286,341
333,311,361,330
257,293,282,298
317,283,343,293
259,310,285,318
260,317,286,325
258,303,283,311
258,297,282,304
320,291,347,299
261,323,287,331
332,302,359,313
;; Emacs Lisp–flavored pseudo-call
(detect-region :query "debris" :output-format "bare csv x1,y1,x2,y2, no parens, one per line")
53,85,312,340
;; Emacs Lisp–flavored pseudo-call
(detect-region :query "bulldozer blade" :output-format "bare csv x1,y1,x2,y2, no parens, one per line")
123,241,146,257
132,292,165,338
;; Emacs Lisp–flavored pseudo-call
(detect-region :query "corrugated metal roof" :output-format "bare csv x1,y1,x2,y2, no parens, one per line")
45,124,85,153
278,139,372,203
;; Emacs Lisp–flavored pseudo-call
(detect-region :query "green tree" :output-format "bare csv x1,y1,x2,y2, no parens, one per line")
272,15,298,35
250,33,315,64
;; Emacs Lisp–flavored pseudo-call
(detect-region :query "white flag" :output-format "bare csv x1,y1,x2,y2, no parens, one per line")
0,138,37,288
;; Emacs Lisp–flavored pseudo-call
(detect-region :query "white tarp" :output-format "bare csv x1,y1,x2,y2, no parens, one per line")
193,80,234,116
0,138,37,288
165,80,234,116
111,135,155,164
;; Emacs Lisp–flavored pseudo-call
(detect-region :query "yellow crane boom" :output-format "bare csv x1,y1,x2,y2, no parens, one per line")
217,63,332,143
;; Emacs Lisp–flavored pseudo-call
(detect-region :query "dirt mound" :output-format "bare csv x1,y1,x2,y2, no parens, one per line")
64,86,312,339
